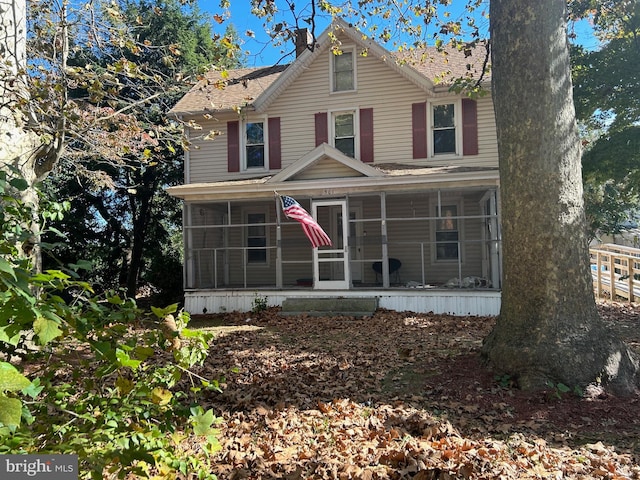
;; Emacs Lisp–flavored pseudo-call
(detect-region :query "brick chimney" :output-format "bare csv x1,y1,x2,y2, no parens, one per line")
295,28,313,57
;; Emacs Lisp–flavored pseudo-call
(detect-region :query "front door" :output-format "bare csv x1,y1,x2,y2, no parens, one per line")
313,200,349,289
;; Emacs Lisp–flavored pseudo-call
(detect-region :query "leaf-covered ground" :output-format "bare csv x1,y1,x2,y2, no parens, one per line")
190,301,640,479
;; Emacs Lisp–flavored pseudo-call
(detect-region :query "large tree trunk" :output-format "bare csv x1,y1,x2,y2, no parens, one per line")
1,0,43,268
482,0,639,395
125,167,158,298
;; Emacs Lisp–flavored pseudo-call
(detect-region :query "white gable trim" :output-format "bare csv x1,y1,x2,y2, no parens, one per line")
267,143,383,183
252,18,434,113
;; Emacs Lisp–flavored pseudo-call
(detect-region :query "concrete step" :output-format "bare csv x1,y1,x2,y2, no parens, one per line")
280,297,378,317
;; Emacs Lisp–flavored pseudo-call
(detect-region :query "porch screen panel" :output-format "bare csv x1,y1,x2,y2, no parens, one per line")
436,205,459,260
353,196,383,286
188,204,228,289
385,194,432,286
247,213,267,264
280,205,313,287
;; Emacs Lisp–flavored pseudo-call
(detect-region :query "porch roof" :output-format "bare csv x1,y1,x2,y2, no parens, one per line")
166,165,499,201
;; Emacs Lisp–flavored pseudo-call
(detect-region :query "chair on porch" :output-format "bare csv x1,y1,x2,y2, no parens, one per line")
372,258,402,284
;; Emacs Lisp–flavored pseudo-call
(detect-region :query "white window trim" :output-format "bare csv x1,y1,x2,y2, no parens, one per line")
429,196,465,264
242,116,269,172
330,108,360,159
244,207,270,267
428,98,463,158
329,45,357,94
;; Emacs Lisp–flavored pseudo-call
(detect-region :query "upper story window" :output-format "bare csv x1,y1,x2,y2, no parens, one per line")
412,98,478,160
433,104,457,155
245,121,266,169
227,117,280,173
332,111,356,158
331,48,355,92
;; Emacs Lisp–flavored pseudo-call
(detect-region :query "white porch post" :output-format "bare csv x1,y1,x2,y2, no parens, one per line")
275,196,283,288
183,203,193,288
224,202,231,286
380,192,390,288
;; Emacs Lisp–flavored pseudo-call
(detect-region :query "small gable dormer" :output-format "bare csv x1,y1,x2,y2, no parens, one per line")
268,143,383,182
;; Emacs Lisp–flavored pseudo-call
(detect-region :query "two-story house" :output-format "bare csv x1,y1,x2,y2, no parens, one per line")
167,18,502,316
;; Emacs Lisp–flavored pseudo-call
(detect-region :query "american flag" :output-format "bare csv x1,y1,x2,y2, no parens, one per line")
280,195,332,248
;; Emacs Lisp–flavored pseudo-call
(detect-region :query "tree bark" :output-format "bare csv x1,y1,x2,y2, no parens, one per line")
1,0,44,269
125,166,158,298
1,0,65,270
482,0,639,394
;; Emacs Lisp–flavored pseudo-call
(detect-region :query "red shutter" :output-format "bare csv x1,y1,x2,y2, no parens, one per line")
315,112,328,146
462,98,479,156
412,102,427,159
268,117,281,170
359,108,374,163
227,120,240,172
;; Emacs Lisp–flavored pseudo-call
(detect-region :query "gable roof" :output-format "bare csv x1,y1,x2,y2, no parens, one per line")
169,18,490,117
170,64,288,116
267,143,383,183
250,18,436,113
396,44,491,88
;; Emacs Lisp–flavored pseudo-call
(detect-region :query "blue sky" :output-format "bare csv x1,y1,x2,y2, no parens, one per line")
203,1,600,67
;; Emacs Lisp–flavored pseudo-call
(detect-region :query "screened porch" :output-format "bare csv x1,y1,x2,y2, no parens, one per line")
183,188,501,292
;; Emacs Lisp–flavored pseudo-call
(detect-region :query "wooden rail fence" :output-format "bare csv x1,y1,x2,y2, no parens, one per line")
589,244,640,303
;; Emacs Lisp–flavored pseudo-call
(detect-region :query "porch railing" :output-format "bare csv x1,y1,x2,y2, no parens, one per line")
589,244,640,303
191,246,278,289
187,237,500,289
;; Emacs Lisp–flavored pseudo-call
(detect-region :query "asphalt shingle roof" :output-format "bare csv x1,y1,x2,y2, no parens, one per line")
170,64,289,116
397,44,491,86
169,42,490,116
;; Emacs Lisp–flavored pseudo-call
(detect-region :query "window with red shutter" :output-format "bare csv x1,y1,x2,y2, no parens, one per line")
359,108,374,163
227,120,240,172
412,102,427,159
268,117,281,170
315,112,328,146
462,99,479,156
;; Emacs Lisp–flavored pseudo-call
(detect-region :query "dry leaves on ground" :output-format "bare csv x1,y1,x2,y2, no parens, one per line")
189,301,640,479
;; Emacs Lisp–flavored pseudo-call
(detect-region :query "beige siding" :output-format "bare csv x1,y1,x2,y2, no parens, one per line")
267,47,426,170
293,159,365,180
187,118,231,184
183,33,499,185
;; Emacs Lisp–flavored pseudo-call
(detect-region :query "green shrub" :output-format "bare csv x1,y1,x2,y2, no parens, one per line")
0,173,220,479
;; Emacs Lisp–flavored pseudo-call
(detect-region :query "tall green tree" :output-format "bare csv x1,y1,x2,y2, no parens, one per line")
481,0,638,394
570,0,640,238
42,0,242,298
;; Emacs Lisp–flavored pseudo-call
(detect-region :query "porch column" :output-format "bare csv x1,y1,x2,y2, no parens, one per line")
380,192,390,288
183,203,194,288
275,196,283,288
225,201,231,286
